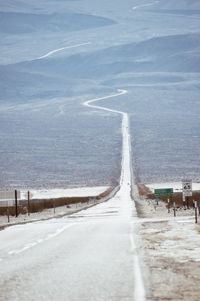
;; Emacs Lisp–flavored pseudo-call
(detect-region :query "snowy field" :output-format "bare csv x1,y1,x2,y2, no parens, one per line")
20,186,108,200
0,187,109,230
146,182,200,193
0,0,200,189
136,198,200,300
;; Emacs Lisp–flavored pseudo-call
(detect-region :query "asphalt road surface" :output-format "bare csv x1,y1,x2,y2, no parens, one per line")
0,97,145,301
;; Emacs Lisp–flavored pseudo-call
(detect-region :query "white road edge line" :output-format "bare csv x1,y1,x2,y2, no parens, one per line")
83,89,146,301
36,42,91,60
130,233,146,301
8,223,76,255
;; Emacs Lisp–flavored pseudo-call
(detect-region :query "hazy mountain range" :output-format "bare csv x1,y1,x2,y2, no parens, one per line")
0,0,200,188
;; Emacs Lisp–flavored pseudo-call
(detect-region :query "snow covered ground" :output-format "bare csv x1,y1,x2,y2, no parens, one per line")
20,186,108,200
0,185,110,230
136,197,200,300
0,197,108,230
146,182,200,192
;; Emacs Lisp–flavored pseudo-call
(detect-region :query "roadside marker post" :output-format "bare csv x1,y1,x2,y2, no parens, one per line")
195,201,198,224
173,201,176,217
53,201,56,214
182,194,186,210
167,199,170,213
186,196,190,209
7,209,10,223
27,191,30,216
15,189,18,217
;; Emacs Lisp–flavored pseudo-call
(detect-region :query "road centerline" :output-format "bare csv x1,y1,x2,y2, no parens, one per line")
7,223,76,256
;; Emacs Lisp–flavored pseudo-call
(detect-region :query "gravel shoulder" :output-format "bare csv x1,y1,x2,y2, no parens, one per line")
136,197,200,301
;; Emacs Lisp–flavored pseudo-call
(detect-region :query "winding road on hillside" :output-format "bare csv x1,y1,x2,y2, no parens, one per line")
36,42,91,60
0,90,145,301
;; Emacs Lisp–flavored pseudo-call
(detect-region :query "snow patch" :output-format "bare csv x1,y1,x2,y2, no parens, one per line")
146,182,200,192
21,186,109,200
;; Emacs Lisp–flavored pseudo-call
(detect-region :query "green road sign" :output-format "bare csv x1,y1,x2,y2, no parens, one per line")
154,188,173,197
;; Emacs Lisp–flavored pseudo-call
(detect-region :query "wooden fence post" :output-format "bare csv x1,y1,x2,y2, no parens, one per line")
15,189,18,217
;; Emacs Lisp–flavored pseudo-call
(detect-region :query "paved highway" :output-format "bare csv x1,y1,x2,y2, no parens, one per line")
0,91,145,301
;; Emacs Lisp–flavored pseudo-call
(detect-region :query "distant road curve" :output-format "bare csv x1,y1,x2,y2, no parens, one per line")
36,42,91,60
132,1,159,10
83,89,127,114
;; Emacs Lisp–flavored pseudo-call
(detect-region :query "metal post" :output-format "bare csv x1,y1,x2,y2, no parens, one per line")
156,198,159,205
186,196,189,209
15,189,18,217
27,191,30,216
173,201,176,217
7,208,10,223
168,199,170,213
183,194,186,210
195,201,198,224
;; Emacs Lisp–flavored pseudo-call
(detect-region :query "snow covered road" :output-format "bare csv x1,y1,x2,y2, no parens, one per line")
0,91,145,301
